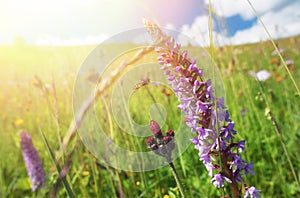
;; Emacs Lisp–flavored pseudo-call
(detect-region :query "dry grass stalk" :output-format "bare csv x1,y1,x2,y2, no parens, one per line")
62,46,154,150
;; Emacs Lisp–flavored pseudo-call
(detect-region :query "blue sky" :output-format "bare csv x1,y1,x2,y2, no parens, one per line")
225,15,257,36
0,0,299,46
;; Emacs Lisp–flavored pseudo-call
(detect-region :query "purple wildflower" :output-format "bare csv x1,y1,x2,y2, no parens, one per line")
271,48,284,55
20,131,45,191
143,18,260,197
236,140,246,152
244,162,255,176
211,173,232,188
244,186,262,198
285,59,293,66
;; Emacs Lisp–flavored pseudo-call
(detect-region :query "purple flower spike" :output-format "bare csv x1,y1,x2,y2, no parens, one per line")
144,18,260,197
20,131,45,191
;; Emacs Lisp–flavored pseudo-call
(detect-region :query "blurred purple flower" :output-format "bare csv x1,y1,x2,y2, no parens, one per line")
271,48,284,55
240,108,247,117
285,59,294,66
20,131,45,191
244,186,262,198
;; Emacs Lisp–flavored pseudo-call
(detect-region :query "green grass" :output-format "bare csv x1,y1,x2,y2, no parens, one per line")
0,35,300,197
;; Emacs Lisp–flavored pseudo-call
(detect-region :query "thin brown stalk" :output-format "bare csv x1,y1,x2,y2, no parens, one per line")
52,76,64,162
220,154,240,198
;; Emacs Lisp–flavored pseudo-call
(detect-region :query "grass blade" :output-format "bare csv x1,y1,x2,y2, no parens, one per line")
39,128,75,198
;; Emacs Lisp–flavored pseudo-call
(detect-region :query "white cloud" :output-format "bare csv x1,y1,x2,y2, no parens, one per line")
205,0,290,20
178,15,229,46
180,1,300,46
230,1,300,45
35,34,109,46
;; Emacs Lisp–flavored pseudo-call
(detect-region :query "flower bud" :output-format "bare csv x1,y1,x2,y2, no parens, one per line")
150,120,163,139
166,130,174,137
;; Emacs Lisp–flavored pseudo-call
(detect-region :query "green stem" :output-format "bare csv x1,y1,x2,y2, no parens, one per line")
168,162,185,198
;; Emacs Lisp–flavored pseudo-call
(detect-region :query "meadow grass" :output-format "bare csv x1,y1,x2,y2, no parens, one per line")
0,34,299,197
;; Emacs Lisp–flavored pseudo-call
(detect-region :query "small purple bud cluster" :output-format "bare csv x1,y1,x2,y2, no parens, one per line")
271,48,284,55
147,120,175,163
20,131,46,191
270,47,294,69
144,18,261,197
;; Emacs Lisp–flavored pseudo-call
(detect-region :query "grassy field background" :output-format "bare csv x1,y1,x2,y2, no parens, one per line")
0,35,300,197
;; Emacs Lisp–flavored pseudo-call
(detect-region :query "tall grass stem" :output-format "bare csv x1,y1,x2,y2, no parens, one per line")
51,77,64,162
39,128,75,198
256,81,300,191
247,0,300,96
